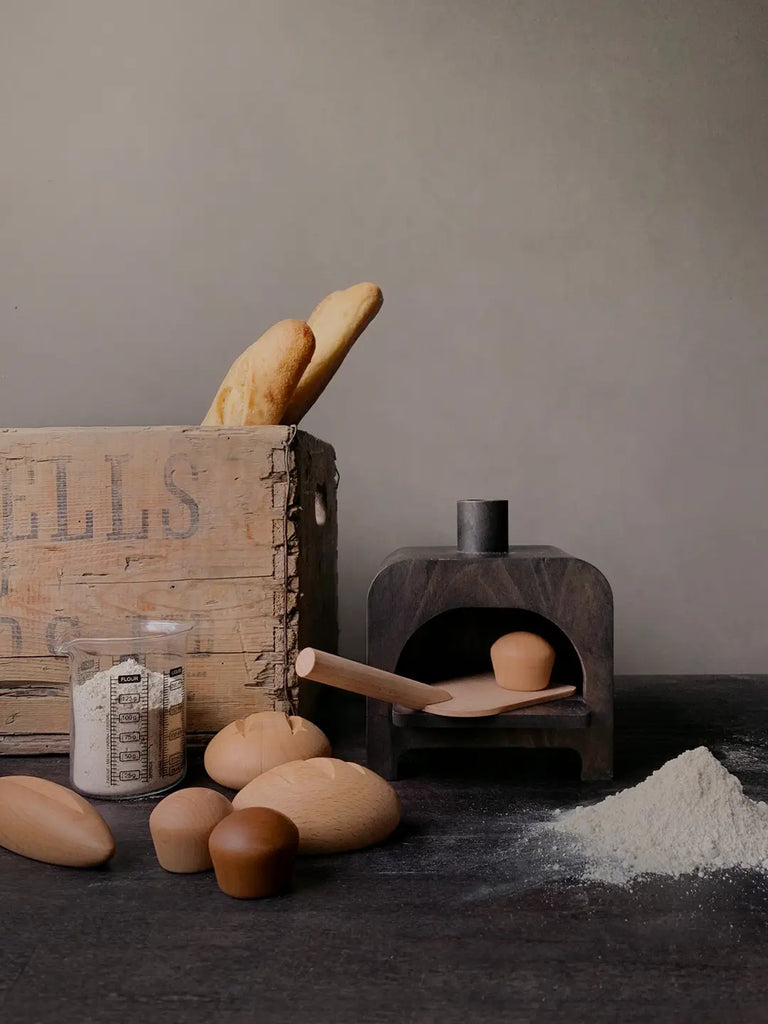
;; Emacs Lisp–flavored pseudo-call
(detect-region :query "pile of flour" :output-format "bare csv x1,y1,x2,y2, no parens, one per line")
550,746,768,884
71,658,183,798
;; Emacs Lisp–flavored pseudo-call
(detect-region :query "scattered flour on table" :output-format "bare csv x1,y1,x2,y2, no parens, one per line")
716,736,767,775
547,746,768,884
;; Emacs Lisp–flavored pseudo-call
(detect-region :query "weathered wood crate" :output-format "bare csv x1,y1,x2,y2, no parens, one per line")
0,426,337,753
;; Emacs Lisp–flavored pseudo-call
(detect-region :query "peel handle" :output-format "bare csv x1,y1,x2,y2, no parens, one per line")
294,648,452,710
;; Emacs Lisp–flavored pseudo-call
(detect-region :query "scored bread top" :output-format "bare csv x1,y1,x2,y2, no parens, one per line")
231,756,400,854
203,711,331,790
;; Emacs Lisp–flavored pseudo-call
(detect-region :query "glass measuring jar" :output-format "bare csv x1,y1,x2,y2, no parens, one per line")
57,620,193,800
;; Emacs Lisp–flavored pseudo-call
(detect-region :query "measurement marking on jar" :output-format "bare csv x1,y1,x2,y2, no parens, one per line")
109,670,150,786
160,667,185,779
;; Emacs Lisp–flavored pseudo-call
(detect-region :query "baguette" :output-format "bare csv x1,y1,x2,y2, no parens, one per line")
202,319,315,426
280,282,383,424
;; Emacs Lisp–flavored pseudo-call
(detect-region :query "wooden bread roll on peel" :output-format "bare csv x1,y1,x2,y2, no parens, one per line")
280,282,383,424
202,318,315,426
490,632,556,692
0,775,115,868
204,711,331,790
232,757,400,854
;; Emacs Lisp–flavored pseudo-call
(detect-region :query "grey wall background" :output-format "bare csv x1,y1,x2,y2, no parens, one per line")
2,0,767,672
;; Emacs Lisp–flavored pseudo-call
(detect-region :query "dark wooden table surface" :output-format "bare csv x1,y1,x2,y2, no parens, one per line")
3,675,768,1024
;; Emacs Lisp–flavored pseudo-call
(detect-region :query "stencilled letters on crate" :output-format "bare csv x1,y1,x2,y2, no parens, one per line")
1,452,199,544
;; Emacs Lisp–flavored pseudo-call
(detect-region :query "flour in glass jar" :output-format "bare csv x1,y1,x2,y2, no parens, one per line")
70,658,185,798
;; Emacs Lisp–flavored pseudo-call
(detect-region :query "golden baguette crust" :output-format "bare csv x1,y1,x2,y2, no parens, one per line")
280,282,383,424
202,319,315,426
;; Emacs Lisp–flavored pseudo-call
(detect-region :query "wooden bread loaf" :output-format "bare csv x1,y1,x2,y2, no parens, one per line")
490,631,556,691
149,787,233,873
0,775,115,867
204,711,331,790
208,807,299,898
232,756,400,854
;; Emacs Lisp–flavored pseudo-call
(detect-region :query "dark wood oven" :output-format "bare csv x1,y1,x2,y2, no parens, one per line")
366,500,613,780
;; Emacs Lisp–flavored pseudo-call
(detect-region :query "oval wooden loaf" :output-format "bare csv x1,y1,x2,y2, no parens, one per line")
232,757,400,854
204,711,332,790
0,775,116,867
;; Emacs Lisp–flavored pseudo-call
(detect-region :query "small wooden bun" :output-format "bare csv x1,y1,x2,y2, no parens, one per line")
0,775,115,868
149,787,233,873
232,757,400,854
490,631,556,692
208,807,299,898
204,711,331,790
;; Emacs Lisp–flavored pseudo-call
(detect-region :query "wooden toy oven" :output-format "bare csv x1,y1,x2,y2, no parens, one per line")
366,500,613,781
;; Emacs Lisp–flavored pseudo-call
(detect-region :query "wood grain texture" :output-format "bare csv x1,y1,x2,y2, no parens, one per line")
149,787,233,873
232,756,401,854
0,775,115,867
367,546,613,781
0,654,293,739
295,647,452,707
295,648,575,716
203,711,331,789
392,695,591,729
293,432,338,715
0,426,338,752
208,806,299,898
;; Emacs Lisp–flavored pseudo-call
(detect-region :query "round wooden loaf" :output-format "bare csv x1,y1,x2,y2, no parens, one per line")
232,757,400,854
0,775,115,867
204,711,331,790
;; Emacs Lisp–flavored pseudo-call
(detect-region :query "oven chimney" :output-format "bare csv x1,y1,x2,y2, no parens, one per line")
456,499,508,554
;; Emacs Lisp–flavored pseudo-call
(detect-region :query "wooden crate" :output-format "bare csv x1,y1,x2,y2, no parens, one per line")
0,425,337,753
